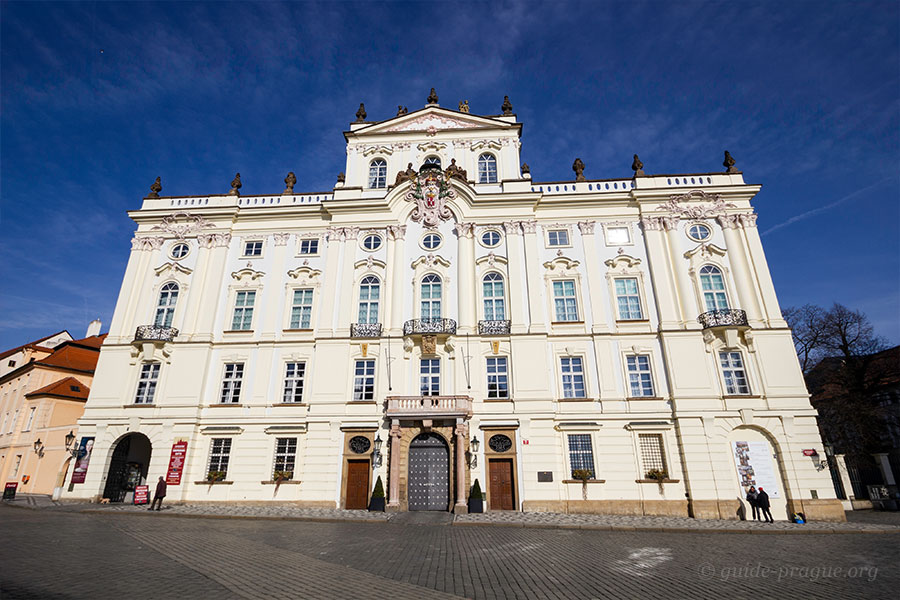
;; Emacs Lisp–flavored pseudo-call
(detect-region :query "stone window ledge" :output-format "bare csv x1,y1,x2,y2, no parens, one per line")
723,395,762,399
551,321,585,325
484,397,512,403
626,397,665,401
271,403,308,407
563,479,606,484
207,403,243,407
558,397,595,402
124,404,156,408
194,480,234,485
261,480,301,485
348,400,377,405
635,478,680,484
616,319,650,324
283,329,314,333
222,330,254,334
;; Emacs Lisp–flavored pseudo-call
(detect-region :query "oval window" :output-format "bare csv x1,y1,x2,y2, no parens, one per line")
488,434,513,453
170,243,190,259
349,436,371,454
481,230,501,247
422,232,442,250
687,223,712,242
362,234,382,251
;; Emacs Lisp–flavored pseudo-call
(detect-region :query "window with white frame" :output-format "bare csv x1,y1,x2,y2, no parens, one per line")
486,357,509,399
368,159,387,188
289,289,313,329
605,225,631,245
420,358,440,396
154,282,179,328
626,355,655,397
282,362,306,403
614,278,643,320
421,232,442,250
273,438,297,478
243,241,263,257
719,351,750,395
480,229,501,247
567,434,595,478
170,242,190,259
231,290,255,330
24,407,36,431
687,223,712,242
8,410,18,434
477,153,498,183
639,433,668,476
298,239,319,255
552,280,579,322
134,363,161,404
357,276,380,324
207,438,231,477
700,265,729,311
547,229,570,247
560,357,586,398
362,233,382,251
353,359,375,401
220,363,244,403
482,272,506,320
421,274,442,320
13,454,22,476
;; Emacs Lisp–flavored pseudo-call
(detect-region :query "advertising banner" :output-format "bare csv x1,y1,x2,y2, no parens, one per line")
133,485,150,505
166,440,188,485
731,441,780,498
3,482,17,500
70,437,95,484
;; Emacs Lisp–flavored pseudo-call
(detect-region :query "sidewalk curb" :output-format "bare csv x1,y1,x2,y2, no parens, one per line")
450,520,900,535
78,508,388,525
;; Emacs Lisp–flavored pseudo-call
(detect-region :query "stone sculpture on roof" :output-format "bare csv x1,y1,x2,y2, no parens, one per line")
148,177,162,198
501,95,513,115
632,154,645,177
229,173,242,196
458,100,470,113
724,151,739,173
572,158,586,182
397,105,408,116
355,103,367,123
427,88,439,105
284,171,297,194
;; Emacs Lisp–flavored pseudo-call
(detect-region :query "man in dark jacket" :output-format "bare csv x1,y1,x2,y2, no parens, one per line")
745,486,760,521
149,476,167,511
757,486,774,522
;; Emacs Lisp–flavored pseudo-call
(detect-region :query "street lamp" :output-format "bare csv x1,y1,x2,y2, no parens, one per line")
467,435,480,468
372,434,383,468
33,438,44,457
64,431,80,458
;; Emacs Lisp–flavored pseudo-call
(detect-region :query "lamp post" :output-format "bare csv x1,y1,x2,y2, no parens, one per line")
372,434,383,468
33,438,44,457
51,431,82,502
468,435,480,468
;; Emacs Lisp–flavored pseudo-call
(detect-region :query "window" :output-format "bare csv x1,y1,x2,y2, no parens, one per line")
358,276,380,324
687,223,712,242
13,454,22,476
486,357,509,399
480,230,501,247
720,351,750,395
289,289,314,329
560,357,586,398
8,410,18,433
154,282,179,328
422,232,442,250
421,274,442,320
1,413,7,434
547,229,569,247
134,363,161,404
626,355,655,397
220,363,244,403
282,362,306,403
420,359,440,396
273,438,297,478
170,243,190,259
231,290,256,330
639,433,668,475
605,226,631,245
298,239,319,255
567,434,595,478
614,278,643,320
208,438,232,477
700,265,729,311
7,360,14,367
243,241,263,257
552,280,578,322
23,407,36,431
368,159,387,188
362,234,382,251
482,273,506,320
478,153,498,183
353,360,375,401
423,156,441,168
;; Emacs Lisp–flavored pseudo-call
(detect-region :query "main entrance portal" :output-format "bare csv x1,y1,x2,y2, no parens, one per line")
408,432,450,511
103,433,152,503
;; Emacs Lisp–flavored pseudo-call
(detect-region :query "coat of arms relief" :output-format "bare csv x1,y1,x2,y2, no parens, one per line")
406,165,455,227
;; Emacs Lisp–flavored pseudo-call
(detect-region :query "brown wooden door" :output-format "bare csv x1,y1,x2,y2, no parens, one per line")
346,460,370,510
489,458,515,510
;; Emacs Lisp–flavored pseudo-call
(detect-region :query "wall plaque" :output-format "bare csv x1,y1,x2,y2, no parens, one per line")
537,471,553,482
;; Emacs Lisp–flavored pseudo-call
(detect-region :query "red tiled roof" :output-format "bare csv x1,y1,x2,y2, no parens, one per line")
68,334,107,350
26,376,90,401
35,343,102,374
0,330,70,361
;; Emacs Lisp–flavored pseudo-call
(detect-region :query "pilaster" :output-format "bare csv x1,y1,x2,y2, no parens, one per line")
520,220,547,333
317,227,344,336
718,216,764,326
503,221,528,334
193,233,232,341
640,218,681,329
388,225,407,336
454,222,476,334
577,220,610,333
336,227,360,337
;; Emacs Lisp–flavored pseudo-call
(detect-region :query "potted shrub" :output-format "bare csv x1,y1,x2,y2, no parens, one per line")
467,479,484,513
207,470,226,483
368,476,385,511
572,469,593,501
273,470,293,484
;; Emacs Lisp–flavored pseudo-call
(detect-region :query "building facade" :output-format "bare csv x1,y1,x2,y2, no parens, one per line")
63,95,843,520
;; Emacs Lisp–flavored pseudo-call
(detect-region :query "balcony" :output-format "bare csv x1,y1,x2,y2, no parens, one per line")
403,318,457,336
134,325,179,342
351,323,383,338
478,320,511,335
698,309,749,329
385,395,473,419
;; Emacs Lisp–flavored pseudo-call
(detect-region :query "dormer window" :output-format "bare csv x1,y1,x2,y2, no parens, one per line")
368,159,387,189
478,154,498,183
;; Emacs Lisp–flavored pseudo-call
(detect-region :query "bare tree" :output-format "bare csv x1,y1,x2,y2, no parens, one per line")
783,304,826,373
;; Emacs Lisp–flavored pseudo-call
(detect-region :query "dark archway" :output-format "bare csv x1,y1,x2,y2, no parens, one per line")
103,433,152,503
408,432,450,511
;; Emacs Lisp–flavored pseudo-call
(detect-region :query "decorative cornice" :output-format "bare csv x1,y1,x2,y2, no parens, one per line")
231,267,265,281
354,257,387,271
131,236,164,251
475,252,508,267
684,243,727,260
154,262,193,276
287,265,322,281
151,212,215,240
543,256,580,272
361,145,393,156
411,254,451,269
604,254,642,269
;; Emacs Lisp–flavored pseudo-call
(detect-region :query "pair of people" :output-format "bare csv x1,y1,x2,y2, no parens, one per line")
147,476,166,511
745,485,774,522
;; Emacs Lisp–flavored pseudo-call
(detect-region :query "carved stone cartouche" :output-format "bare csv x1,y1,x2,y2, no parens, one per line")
148,176,162,198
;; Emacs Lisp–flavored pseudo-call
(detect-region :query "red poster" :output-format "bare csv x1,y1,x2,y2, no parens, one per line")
3,482,17,500
133,485,149,505
166,440,188,485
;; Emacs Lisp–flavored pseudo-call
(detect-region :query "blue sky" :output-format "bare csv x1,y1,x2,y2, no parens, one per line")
1,1,898,347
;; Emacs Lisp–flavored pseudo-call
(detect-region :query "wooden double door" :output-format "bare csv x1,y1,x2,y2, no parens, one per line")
346,459,370,510
489,458,515,510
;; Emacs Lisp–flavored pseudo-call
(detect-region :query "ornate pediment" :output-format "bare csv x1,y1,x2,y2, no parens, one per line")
231,267,265,282
684,243,727,260
411,254,451,269
287,265,322,284
543,256,580,272
354,107,515,136
604,254,642,270
154,262,193,277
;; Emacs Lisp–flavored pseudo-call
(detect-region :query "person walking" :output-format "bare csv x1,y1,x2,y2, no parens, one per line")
757,486,774,522
148,476,167,511
745,485,760,521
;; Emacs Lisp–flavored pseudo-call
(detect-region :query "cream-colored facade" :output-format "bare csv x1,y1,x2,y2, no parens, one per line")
63,98,843,521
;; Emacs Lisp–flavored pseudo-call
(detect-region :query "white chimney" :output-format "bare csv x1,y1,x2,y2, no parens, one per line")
86,318,102,337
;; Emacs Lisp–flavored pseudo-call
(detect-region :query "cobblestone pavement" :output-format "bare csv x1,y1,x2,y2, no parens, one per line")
2,503,898,599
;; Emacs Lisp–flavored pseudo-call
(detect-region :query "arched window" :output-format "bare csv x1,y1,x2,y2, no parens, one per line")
368,158,387,189
154,282,178,327
358,276,380,324
482,272,505,320
699,265,729,311
421,274,442,320
478,153,498,183
423,156,441,168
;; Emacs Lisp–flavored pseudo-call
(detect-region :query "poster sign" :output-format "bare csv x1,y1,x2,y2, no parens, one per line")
732,441,780,498
3,482,17,500
71,437,95,484
166,440,188,485
133,485,150,505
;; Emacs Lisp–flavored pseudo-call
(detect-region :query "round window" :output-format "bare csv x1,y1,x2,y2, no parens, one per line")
422,232,442,250
349,436,371,454
488,434,513,453
687,223,712,242
170,243,190,259
481,230,501,247
362,234,382,251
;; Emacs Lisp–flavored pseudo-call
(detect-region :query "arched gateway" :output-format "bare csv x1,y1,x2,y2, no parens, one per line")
103,433,152,503
408,432,450,510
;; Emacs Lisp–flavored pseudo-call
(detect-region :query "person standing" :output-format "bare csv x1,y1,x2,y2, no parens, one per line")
148,476,167,511
757,486,774,523
745,486,760,521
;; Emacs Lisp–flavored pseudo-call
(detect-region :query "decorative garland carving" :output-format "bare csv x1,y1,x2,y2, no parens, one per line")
656,190,736,220
151,212,215,239
131,236,165,251
272,232,290,246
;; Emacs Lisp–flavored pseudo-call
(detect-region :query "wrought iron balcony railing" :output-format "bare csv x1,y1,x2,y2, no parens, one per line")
134,325,179,342
698,309,749,329
385,395,473,418
478,320,511,335
350,323,383,338
402,318,457,336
